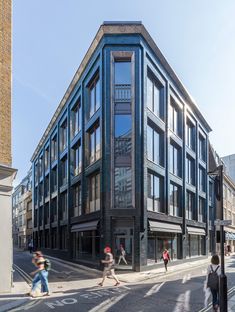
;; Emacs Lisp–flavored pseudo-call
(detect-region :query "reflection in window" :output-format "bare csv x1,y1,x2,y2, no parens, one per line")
169,143,181,177
199,166,206,192
186,191,195,220
89,125,100,164
186,156,195,185
73,184,81,217
60,120,67,152
147,75,162,118
199,134,206,162
169,183,181,217
87,173,100,213
114,167,132,208
71,101,81,138
115,115,131,157
71,143,82,177
147,124,163,166
198,197,205,222
114,61,131,104
147,172,164,212
89,77,100,118
169,99,181,137
186,120,195,150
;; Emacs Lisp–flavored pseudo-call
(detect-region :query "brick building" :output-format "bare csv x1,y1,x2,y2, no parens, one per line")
0,0,17,292
32,22,212,271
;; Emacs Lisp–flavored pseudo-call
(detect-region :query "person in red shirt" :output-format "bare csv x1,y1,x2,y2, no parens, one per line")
162,249,170,272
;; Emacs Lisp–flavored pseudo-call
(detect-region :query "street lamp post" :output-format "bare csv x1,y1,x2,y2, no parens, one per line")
219,164,227,312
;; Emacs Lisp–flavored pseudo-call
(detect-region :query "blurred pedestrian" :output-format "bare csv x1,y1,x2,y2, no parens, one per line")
28,239,33,254
162,249,170,272
117,244,127,265
28,251,50,297
98,246,120,287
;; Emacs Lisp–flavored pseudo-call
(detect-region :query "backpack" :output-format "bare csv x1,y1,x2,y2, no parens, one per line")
207,265,219,290
44,259,51,271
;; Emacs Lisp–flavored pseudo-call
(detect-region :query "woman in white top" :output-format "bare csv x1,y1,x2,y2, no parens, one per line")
206,254,221,311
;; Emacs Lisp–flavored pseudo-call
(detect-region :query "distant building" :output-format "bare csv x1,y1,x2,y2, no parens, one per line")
31,22,212,271
0,0,17,293
209,146,235,253
222,154,235,184
12,169,32,249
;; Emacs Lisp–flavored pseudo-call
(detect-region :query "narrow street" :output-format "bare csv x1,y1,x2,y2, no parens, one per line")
13,250,235,312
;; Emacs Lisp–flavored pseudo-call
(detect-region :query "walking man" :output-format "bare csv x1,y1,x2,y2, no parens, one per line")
98,246,120,287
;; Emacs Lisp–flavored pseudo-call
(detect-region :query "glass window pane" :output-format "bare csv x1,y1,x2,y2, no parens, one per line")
147,77,153,110
90,86,95,117
169,184,174,215
154,130,160,164
115,115,131,138
96,126,101,160
154,175,160,212
114,167,132,208
115,62,131,85
153,84,160,116
95,79,100,110
147,125,153,161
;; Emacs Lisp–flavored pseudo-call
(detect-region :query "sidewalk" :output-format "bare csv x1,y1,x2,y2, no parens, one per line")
0,270,30,312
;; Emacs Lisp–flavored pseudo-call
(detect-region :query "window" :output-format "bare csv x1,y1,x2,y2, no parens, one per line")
199,166,206,192
186,191,195,220
147,124,163,166
114,167,132,208
51,198,57,222
147,172,164,212
61,158,67,186
114,60,131,111
39,183,43,204
186,120,195,150
60,119,67,152
45,176,49,198
199,134,206,162
73,184,82,217
35,163,38,184
169,99,181,137
89,77,100,117
71,100,81,138
60,226,67,250
71,143,82,177
27,219,32,229
45,147,49,171
89,124,100,164
51,134,57,162
115,115,132,159
199,197,205,222
169,143,181,177
169,183,181,217
61,192,67,220
39,156,43,178
44,203,49,225
186,156,195,185
209,181,213,202
86,173,100,213
51,167,57,193
147,75,162,118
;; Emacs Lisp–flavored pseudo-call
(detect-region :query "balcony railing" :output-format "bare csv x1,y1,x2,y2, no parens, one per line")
114,84,131,102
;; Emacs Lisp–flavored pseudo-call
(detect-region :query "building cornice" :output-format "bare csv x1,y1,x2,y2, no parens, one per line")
31,22,212,162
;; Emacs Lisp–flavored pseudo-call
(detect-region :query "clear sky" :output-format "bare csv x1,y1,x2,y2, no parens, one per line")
13,0,235,184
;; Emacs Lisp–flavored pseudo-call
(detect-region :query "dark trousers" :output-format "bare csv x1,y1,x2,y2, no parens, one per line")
164,259,168,271
210,288,219,308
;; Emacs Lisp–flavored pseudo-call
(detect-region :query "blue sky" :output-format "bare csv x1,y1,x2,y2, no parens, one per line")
13,0,235,184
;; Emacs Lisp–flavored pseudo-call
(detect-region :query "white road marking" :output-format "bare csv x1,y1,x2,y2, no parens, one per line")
88,293,127,312
50,268,60,273
182,273,191,284
173,290,191,312
144,282,165,298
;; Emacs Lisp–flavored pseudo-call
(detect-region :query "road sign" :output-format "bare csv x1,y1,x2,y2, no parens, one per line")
214,219,232,226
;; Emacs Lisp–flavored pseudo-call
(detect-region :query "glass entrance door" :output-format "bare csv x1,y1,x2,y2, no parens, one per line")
114,235,133,270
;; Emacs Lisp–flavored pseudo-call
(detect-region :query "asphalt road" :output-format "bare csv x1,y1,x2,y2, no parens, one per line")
13,251,235,312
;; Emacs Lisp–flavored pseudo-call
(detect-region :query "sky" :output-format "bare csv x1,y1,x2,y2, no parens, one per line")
13,0,235,184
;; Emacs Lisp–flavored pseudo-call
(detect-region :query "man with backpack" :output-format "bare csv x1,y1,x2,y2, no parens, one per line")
206,255,221,311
